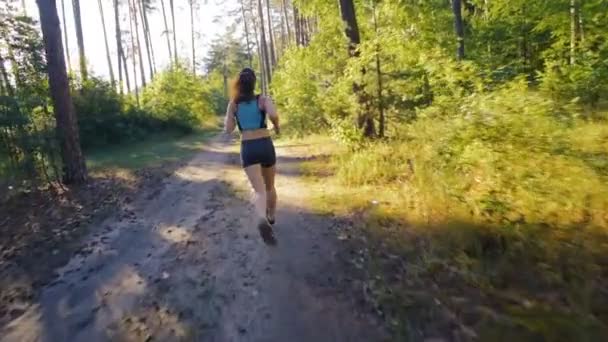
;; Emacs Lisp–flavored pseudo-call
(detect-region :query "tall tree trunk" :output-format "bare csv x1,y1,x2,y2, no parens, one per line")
293,5,301,46
128,0,140,104
138,0,155,78
60,0,72,72
265,0,277,67
189,0,196,74
35,0,87,183
256,0,272,84
114,0,124,94
452,0,465,60
250,6,266,94
570,0,579,65
0,53,14,96
121,48,131,93
160,0,173,65
338,0,375,137
130,0,146,87
240,0,253,66
170,0,178,63
98,0,116,90
72,0,87,81
372,0,384,137
279,7,286,53
143,2,157,74
282,0,292,43
579,5,585,44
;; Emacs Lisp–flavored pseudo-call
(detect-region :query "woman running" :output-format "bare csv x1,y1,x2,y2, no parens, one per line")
224,68,280,242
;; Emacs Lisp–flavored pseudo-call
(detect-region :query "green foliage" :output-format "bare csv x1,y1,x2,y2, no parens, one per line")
141,65,215,132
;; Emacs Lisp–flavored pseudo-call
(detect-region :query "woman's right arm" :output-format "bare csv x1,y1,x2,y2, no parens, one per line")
224,101,236,134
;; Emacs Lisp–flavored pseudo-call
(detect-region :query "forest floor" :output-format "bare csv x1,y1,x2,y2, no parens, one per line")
0,134,389,342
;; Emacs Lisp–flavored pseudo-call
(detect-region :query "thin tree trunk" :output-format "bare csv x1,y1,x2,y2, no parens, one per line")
570,0,579,65
60,0,72,72
128,0,140,104
170,0,178,63
189,0,196,74
265,0,276,67
579,4,585,44
240,0,253,66
372,0,384,137
293,5,301,46
282,0,292,43
256,0,272,84
452,0,465,60
279,8,286,53
35,0,87,183
0,52,14,96
114,0,124,94
98,0,116,90
130,0,146,87
121,48,131,93
138,0,155,78
72,0,87,81
160,0,173,65
250,7,266,94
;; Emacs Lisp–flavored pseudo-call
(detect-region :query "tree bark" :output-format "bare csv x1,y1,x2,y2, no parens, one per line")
250,4,266,94
160,0,173,65
130,0,146,87
282,0,292,43
240,0,253,67
128,0,140,104
170,0,178,63
71,0,87,81
114,0,124,94
60,0,71,72
338,0,375,137
98,0,116,90
293,6,301,46
143,2,157,74
452,0,465,60
36,0,87,183
189,0,196,74
570,0,579,65
138,0,155,78
372,0,384,137
121,48,131,93
265,0,276,67
256,0,272,84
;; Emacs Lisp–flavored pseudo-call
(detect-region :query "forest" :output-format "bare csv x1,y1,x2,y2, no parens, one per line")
1,0,608,340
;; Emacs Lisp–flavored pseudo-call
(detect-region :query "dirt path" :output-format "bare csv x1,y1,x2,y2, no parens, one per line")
0,136,387,342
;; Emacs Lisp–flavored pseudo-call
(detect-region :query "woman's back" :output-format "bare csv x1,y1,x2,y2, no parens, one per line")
235,97,266,131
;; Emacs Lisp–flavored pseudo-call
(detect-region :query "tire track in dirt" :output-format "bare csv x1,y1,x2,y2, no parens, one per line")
0,136,387,342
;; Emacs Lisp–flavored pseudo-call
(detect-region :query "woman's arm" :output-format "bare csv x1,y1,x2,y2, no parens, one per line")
263,96,280,133
224,101,236,134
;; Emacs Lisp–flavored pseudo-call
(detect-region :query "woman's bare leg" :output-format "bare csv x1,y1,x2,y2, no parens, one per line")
262,165,277,220
244,164,267,219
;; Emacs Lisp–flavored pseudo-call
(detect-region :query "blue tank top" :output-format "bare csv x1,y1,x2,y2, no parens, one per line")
235,96,267,131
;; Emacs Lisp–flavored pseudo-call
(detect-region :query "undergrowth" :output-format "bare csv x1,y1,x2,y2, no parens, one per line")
298,84,608,340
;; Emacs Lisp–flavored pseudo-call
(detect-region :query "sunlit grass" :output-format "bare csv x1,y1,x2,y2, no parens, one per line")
293,121,608,340
87,128,217,173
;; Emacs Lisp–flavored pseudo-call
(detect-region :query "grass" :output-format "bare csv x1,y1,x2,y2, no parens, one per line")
86,128,217,172
294,121,608,341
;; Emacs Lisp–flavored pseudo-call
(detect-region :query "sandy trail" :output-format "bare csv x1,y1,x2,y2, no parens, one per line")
0,136,386,342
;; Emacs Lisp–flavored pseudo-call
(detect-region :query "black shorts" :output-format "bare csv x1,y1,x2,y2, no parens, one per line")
240,137,276,168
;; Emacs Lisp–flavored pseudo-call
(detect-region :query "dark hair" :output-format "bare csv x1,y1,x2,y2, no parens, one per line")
231,68,256,103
